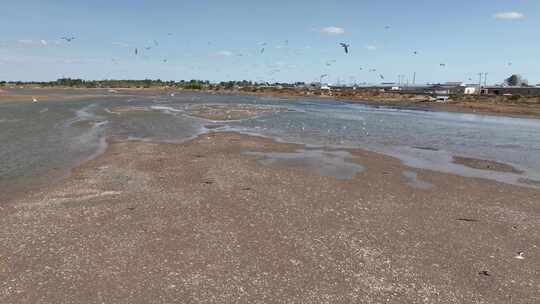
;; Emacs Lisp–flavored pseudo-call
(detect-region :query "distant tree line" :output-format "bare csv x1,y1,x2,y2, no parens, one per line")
0,78,306,90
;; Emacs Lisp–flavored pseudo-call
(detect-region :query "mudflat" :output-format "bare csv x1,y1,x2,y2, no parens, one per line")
1,132,539,303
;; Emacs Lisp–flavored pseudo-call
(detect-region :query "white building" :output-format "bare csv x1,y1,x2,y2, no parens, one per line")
464,87,477,95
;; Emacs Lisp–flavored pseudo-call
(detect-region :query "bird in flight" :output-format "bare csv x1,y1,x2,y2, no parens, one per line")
134,48,138,55
379,74,385,80
260,48,265,54
339,43,350,54
413,51,418,55
440,63,446,67
145,46,152,50
61,37,76,42
326,60,336,66
384,25,391,30
153,40,159,47
162,59,168,63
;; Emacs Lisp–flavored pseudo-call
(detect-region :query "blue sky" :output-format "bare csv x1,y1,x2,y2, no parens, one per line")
1,0,538,84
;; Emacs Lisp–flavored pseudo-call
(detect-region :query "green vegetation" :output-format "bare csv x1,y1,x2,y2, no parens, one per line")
0,78,307,91
505,74,528,87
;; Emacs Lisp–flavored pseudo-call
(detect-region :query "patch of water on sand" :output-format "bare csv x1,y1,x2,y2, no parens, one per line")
244,149,364,180
402,170,434,189
385,146,540,189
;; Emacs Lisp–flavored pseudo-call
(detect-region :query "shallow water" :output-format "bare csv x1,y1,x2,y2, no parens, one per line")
1,89,540,199
402,171,434,190
244,150,364,180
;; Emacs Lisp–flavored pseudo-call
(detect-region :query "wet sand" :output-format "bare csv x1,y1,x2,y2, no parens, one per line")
453,156,524,174
1,132,539,303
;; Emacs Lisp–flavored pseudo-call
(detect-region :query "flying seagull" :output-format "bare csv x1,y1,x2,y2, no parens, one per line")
413,51,418,55
379,74,385,80
145,46,152,50
61,37,76,42
134,48,138,55
153,40,159,47
260,48,265,54
339,43,350,54
162,59,168,63
384,25,391,30
440,63,446,67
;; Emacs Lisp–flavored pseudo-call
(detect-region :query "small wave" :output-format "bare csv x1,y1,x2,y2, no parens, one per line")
0,118,21,123
150,106,184,114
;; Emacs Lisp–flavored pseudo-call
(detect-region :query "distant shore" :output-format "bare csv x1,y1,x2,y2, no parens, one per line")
2,86,540,118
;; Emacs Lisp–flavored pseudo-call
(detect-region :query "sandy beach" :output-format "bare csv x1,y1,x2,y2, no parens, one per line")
2,132,539,303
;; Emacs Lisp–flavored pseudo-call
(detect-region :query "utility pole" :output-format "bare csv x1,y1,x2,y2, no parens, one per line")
478,73,484,87
478,73,483,95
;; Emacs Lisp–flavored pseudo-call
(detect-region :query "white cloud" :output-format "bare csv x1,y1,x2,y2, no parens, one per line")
494,12,525,20
215,50,233,56
7,39,52,48
56,58,103,64
365,45,377,51
320,26,345,35
18,39,34,44
112,42,130,48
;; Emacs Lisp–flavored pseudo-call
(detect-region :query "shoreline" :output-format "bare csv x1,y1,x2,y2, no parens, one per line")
2,131,539,303
2,87,540,119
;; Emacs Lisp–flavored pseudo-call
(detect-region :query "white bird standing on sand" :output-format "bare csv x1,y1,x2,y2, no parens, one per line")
32,97,38,103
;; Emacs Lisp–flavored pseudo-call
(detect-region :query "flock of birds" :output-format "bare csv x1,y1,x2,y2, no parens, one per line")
55,28,514,84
